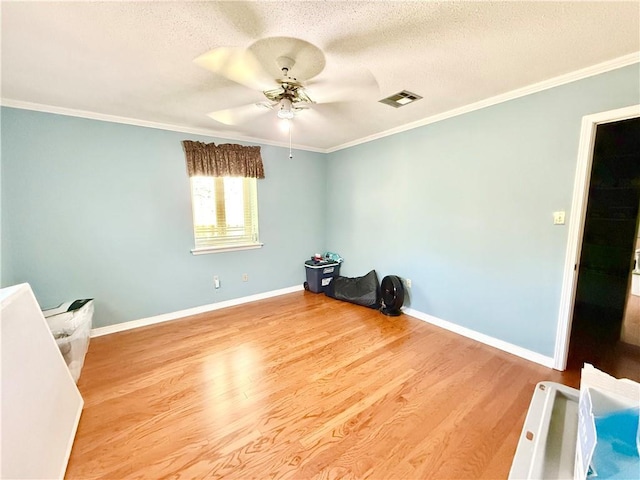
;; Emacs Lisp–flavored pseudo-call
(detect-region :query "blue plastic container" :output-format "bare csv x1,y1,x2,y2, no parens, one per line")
304,261,341,293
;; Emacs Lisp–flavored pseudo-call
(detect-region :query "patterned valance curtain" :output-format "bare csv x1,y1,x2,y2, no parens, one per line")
182,140,265,178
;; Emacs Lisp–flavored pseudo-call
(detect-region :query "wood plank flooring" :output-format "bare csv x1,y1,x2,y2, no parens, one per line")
66,292,581,479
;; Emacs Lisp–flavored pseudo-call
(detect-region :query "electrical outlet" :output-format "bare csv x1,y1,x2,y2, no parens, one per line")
553,211,565,225
405,278,412,288
242,273,248,282
213,276,220,289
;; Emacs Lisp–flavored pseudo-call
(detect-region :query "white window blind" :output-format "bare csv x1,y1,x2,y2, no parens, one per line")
190,176,260,252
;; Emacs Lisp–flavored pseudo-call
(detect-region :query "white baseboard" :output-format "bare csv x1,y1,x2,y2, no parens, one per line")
90,285,304,338
403,307,555,369
91,290,555,369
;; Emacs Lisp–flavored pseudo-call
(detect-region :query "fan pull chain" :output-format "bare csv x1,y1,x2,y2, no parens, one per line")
288,120,293,159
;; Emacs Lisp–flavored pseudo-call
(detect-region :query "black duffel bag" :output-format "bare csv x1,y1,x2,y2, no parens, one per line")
325,269,381,309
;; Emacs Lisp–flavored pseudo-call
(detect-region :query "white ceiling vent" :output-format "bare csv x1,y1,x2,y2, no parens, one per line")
379,90,423,108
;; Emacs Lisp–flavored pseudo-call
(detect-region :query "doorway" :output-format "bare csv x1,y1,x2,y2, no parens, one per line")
554,105,640,374
620,223,640,347
566,116,640,373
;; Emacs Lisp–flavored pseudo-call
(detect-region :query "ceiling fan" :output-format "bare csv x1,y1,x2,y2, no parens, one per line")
258,55,313,120
194,36,379,127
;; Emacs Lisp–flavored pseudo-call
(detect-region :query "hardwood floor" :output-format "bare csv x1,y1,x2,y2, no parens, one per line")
566,302,640,383
67,292,580,479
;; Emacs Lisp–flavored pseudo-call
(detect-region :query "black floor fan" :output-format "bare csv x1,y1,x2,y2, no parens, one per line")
380,275,405,316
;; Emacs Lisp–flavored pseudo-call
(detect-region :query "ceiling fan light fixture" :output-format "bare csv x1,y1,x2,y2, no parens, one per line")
277,109,294,120
277,98,295,119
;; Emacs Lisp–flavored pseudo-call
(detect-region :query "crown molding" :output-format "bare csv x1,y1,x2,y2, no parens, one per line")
326,52,640,153
0,99,326,154
2,52,637,154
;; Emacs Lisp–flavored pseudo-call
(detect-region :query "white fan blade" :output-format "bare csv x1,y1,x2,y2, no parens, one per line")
194,47,274,91
207,103,270,126
306,67,379,104
212,2,265,40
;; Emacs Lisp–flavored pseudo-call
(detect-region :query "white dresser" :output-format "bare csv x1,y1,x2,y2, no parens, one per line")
1,283,83,479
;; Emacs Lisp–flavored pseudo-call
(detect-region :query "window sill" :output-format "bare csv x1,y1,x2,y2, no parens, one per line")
191,243,264,255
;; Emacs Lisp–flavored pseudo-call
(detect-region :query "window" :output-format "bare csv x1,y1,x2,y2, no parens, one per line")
190,176,261,254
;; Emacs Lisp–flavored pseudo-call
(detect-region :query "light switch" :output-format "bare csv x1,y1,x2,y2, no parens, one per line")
553,211,565,225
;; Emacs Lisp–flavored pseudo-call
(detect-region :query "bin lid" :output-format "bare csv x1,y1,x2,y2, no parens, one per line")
42,299,93,318
304,260,339,269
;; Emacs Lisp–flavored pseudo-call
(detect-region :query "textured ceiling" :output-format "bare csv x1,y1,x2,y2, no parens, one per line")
1,1,639,152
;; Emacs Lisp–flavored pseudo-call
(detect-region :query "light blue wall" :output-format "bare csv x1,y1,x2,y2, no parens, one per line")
2,65,639,353
325,65,640,357
1,108,326,327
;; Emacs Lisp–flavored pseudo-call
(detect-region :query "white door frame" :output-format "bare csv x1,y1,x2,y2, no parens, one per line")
554,104,640,370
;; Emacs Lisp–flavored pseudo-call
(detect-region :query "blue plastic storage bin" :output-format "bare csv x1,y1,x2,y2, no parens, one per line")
304,261,341,293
